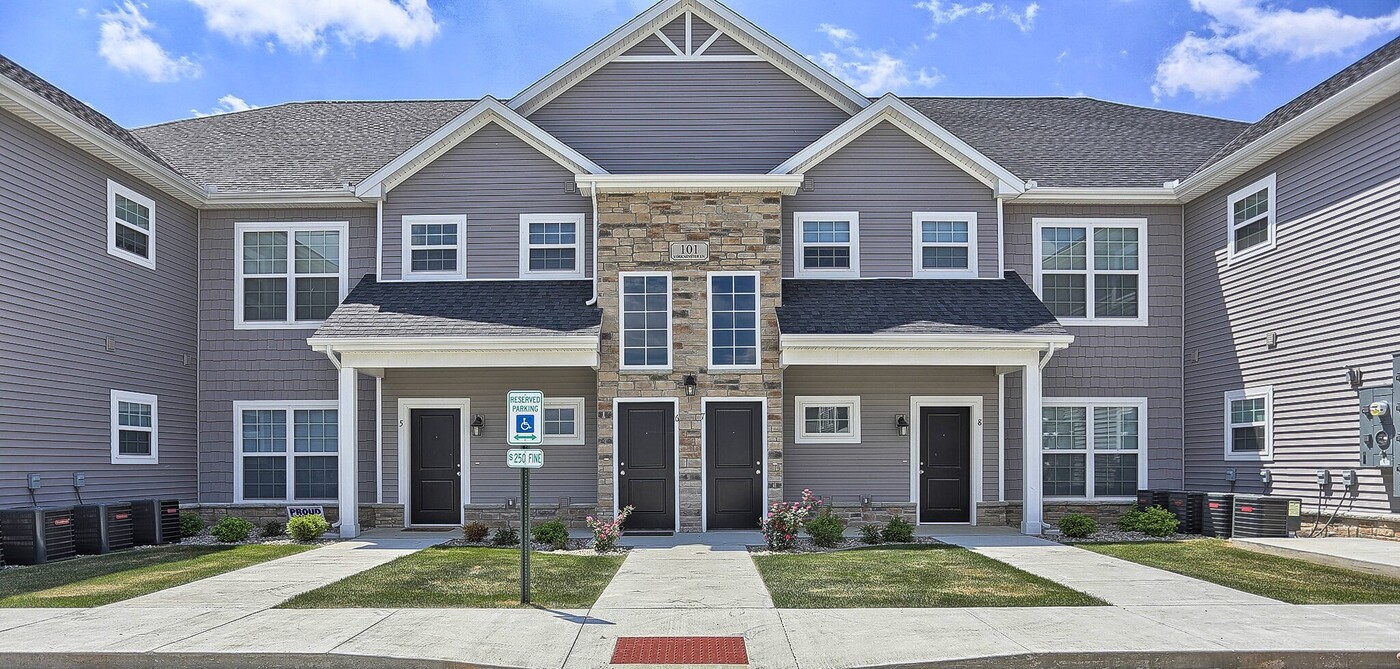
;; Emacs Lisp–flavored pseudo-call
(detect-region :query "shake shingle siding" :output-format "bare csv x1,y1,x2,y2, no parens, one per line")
1183,94,1400,513
0,108,199,507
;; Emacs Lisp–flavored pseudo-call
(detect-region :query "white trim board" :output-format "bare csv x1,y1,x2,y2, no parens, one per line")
699,396,769,532
909,395,984,525
612,397,682,533
396,398,472,527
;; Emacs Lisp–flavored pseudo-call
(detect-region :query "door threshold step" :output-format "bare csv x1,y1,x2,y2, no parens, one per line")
624,531,675,537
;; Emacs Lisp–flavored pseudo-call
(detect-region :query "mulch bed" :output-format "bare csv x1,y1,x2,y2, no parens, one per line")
747,536,944,554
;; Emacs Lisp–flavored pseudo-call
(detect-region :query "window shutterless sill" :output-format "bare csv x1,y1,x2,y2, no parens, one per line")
619,368,673,374
235,321,327,330
1054,318,1150,327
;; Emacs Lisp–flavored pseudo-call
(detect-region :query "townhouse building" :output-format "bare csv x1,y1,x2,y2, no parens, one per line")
1,0,1397,538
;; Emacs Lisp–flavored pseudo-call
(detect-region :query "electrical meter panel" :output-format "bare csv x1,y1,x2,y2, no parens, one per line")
1359,353,1400,471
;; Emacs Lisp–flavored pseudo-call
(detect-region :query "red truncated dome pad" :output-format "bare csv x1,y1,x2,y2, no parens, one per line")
611,636,749,665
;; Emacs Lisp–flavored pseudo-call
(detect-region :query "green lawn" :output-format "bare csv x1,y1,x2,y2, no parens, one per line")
0,543,314,607
278,546,625,609
752,544,1104,608
1079,538,1400,604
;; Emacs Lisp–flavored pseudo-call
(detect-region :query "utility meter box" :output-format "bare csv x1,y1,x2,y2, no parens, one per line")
1360,354,1400,470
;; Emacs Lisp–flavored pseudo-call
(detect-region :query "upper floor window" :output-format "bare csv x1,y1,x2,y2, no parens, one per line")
1034,218,1147,326
235,402,339,503
1226,174,1276,262
1224,386,1272,461
402,215,465,281
709,272,759,369
111,390,158,464
794,396,861,444
520,214,585,280
620,272,671,370
1042,398,1146,499
543,397,586,445
913,212,977,278
794,212,859,278
235,222,349,329
107,181,155,269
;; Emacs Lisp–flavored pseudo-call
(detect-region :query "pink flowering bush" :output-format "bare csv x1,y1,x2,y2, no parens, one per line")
587,505,633,553
760,489,821,550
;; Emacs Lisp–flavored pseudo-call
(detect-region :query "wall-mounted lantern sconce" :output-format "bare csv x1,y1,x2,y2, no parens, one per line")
895,414,910,437
684,375,697,397
471,414,484,437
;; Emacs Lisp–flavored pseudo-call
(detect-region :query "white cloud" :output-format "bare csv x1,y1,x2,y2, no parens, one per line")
914,1,1040,37
187,0,440,56
97,2,201,83
192,94,258,117
813,24,942,95
817,23,857,43
1153,0,1400,100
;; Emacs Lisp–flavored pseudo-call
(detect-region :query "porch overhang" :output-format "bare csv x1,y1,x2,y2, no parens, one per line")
309,335,600,369
779,333,1073,367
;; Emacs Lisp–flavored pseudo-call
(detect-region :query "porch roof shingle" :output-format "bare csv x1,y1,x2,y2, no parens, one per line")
778,273,1067,338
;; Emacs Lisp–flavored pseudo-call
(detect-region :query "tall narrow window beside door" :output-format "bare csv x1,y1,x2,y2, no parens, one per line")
708,272,759,369
620,272,671,370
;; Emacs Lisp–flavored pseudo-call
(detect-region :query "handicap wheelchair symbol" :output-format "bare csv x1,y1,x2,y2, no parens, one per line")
517,415,535,434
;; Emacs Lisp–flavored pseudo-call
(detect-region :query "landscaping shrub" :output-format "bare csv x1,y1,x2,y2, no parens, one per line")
587,505,632,553
1119,506,1179,537
761,488,820,551
881,516,915,543
262,520,285,538
178,511,204,538
805,509,846,548
462,522,489,543
211,517,253,543
491,527,520,546
287,514,330,542
1057,513,1097,538
859,524,882,545
532,519,570,550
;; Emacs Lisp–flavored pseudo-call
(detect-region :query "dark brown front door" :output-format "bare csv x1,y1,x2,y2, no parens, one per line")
919,406,971,523
705,401,763,530
410,408,461,525
617,402,675,531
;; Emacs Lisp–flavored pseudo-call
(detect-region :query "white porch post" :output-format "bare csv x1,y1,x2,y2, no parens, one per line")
338,365,360,538
1021,360,1043,534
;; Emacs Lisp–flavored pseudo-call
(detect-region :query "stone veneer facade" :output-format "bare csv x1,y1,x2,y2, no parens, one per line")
594,191,785,532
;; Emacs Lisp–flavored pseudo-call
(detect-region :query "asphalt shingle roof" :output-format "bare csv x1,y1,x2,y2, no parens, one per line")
778,273,1067,338
314,277,601,339
901,97,1249,188
132,100,475,193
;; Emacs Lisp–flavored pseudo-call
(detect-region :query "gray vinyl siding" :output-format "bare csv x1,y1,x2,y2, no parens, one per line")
783,366,1000,505
380,122,592,281
527,60,850,173
782,121,1000,279
198,207,378,503
1002,203,1186,500
0,108,199,507
1182,94,1400,514
381,368,598,506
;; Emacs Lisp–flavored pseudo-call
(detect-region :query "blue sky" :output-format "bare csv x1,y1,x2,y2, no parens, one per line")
1,0,1397,128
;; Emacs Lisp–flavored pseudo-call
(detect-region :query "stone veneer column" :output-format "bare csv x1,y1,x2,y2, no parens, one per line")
595,192,784,532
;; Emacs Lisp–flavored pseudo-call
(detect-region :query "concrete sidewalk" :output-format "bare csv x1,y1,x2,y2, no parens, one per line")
1234,536,1400,578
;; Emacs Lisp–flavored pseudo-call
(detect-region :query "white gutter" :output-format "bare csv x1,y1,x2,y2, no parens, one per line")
587,178,600,306
1038,342,1065,370
577,174,805,195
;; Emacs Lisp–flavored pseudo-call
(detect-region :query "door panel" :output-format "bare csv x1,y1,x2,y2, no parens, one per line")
919,407,970,523
617,402,675,531
410,408,461,525
706,402,763,530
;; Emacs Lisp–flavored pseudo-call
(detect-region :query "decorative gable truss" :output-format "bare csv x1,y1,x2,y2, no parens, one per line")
618,11,758,61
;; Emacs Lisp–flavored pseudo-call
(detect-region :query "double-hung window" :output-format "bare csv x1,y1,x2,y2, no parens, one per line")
236,222,348,328
1034,218,1147,325
1224,387,1272,461
1041,398,1146,498
1226,174,1276,261
709,272,759,369
110,390,158,464
913,212,977,278
107,180,155,269
520,214,585,279
543,398,586,445
794,212,859,277
794,396,861,443
235,402,339,503
619,272,671,370
402,215,466,280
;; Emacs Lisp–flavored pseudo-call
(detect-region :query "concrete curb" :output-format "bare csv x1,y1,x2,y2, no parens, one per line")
0,653,496,669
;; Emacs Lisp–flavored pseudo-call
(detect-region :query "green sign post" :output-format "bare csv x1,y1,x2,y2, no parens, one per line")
507,390,545,604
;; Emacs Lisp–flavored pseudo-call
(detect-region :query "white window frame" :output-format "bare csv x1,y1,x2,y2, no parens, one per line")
234,221,350,330
543,397,586,446
519,213,586,280
110,390,158,464
1225,173,1277,263
1041,397,1148,500
1224,386,1273,462
401,214,466,281
912,211,978,279
107,180,156,269
707,270,761,371
794,396,862,444
618,271,672,372
1032,218,1149,327
233,400,340,504
794,212,860,278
